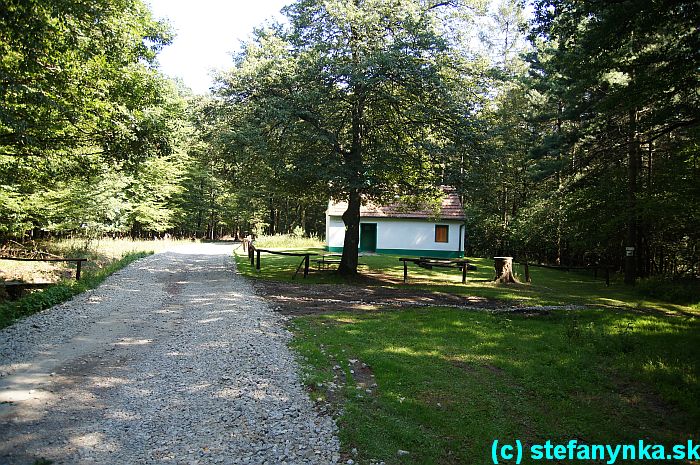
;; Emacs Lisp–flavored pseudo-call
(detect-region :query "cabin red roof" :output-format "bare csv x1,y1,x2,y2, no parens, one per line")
327,188,465,220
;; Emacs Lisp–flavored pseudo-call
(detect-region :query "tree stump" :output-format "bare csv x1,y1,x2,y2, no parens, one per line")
494,256,519,283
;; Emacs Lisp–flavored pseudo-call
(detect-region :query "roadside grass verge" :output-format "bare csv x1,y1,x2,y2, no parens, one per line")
290,307,700,464
0,251,151,329
233,248,699,314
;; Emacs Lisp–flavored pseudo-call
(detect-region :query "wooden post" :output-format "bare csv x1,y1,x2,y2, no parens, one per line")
249,244,254,267
76,260,82,281
524,262,530,283
403,261,408,283
256,249,261,270
461,263,466,284
304,254,309,278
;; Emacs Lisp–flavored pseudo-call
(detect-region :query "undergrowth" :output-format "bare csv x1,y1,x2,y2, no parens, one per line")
636,276,699,306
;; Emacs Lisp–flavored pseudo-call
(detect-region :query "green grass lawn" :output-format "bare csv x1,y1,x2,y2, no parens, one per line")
290,308,700,464
233,247,699,314
236,245,699,463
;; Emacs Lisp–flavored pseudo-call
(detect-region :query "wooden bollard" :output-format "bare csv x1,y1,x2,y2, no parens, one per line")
256,249,261,270
303,254,309,278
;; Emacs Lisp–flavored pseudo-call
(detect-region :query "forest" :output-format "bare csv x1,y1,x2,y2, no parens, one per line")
1,0,698,283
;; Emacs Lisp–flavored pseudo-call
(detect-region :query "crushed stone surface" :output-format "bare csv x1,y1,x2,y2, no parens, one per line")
0,243,339,465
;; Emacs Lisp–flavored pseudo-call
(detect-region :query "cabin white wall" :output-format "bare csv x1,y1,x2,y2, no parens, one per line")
374,218,461,252
326,216,462,253
327,216,346,248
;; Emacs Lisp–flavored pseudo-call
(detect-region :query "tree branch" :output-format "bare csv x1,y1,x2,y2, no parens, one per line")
293,109,348,156
641,119,698,145
426,1,453,11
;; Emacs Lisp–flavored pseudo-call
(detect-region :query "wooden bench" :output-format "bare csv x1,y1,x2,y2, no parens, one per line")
316,257,340,270
0,281,52,299
514,260,611,285
315,257,367,270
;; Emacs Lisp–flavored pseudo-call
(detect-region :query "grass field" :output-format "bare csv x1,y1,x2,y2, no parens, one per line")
235,243,699,464
290,308,700,464
233,247,699,314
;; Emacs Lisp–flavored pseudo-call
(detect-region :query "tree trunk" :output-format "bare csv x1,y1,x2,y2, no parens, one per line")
338,90,365,276
196,209,202,237
555,100,563,265
284,198,289,233
269,199,276,236
625,108,640,285
338,189,361,275
494,256,518,283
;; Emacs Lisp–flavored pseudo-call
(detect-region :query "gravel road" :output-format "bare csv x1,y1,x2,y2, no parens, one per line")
0,243,339,465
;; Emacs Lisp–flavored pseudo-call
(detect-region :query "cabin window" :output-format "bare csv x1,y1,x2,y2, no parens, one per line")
435,225,449,243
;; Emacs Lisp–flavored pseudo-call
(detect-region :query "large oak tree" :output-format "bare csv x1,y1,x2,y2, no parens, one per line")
217,0,475,274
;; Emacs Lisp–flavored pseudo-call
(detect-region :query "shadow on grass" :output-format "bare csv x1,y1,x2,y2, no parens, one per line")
234,249,698,315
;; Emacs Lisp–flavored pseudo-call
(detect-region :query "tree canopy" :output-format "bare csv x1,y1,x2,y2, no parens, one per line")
0,0,697,282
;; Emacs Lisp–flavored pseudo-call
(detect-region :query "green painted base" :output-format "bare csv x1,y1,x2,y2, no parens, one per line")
326,246,463,258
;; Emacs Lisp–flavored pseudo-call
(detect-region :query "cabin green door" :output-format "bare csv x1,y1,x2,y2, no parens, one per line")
360,223,377,252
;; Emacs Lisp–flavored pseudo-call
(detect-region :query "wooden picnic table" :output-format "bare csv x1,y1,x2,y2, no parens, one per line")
247,245,317,278
0,281,52,299
399,257,474,284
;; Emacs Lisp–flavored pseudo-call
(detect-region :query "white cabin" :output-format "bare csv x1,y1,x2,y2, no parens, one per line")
326,189,466,258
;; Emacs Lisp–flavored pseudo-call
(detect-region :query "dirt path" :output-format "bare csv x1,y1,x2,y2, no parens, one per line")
0,243,339,465
253,279,507,315
251,274,587,317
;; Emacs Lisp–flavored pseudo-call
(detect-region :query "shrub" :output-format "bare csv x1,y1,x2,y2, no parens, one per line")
636,276,700,306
